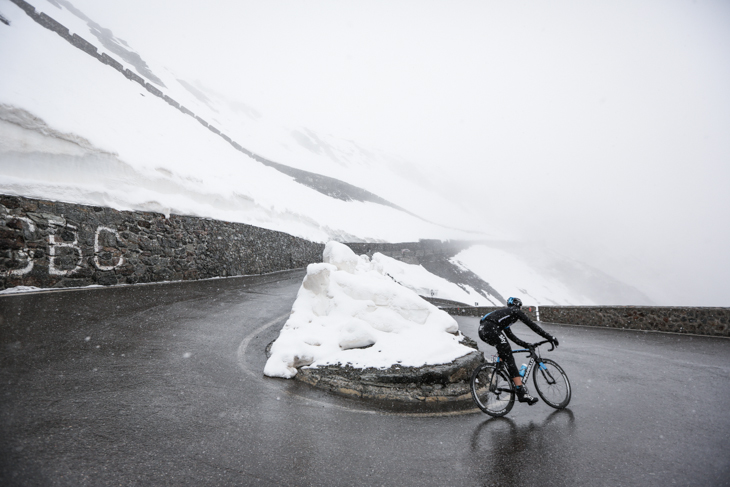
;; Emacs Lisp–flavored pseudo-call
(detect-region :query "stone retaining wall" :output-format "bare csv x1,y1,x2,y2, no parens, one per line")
441,306,539,322
539,306,730,337
440,305,730,338
0,195,323,290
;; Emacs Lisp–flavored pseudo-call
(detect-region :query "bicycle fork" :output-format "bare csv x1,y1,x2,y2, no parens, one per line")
529,357,558,385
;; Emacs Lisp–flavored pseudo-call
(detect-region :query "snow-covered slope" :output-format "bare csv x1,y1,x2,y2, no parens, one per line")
375,252,491,306
0,0,484,242
0,0,654,305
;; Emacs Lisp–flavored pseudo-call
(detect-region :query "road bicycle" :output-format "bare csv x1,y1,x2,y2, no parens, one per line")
470,340,571,417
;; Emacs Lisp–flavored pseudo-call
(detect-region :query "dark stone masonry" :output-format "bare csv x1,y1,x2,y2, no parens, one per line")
0,195,324,290
440,304,729,338
440,305,539,322
296,349,484,404
538,305,730,338
266,335,486,403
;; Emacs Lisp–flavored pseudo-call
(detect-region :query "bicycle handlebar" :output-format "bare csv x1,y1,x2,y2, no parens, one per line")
513,340,555,355
533,339,555,352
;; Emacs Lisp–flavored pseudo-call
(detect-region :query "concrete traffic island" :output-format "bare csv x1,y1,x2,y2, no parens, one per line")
268,336,485,403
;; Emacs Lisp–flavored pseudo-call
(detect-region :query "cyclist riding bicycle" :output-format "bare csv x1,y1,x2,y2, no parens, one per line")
479,297,559,406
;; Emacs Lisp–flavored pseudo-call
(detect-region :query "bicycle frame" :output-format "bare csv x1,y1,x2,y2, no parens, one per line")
491,339,554,383
513,347,539,383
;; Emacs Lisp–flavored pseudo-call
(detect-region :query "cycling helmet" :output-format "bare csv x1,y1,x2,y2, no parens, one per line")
507,297,522,308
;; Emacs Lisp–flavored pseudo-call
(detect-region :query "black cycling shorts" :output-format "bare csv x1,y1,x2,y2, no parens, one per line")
478,321,501,345
479,321,519,378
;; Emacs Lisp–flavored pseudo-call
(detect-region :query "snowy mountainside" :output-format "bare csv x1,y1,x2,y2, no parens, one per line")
36,0,477,231
374,251,499,307
0,0,482,243
0,0,653,306
360,240,653,306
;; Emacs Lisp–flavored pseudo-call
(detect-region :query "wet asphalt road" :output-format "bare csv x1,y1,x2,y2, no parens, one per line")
1,272,729,486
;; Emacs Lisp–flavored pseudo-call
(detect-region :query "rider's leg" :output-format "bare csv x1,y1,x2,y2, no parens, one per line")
493,333,519,378
494,334,538,405
481,325,538,404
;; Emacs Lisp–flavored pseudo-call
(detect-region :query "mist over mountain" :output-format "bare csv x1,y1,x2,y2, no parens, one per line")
2,0,728,306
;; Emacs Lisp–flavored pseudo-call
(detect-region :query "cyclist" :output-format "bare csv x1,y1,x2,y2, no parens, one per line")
478,297,559,406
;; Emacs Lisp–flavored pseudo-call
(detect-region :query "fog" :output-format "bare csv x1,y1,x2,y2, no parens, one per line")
62,0,730,306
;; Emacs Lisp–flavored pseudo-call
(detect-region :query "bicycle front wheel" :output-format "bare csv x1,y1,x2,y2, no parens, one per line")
532,358,571,409
470,364,515,417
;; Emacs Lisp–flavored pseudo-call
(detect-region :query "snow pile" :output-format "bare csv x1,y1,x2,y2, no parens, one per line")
263,242,474,379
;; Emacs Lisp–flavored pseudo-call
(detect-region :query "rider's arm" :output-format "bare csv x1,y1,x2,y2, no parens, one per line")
515,309,555,342
503,326,532,348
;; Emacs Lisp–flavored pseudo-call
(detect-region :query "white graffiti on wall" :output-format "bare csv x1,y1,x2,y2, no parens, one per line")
2,217,37,276
48,223,83,276
94,226,124,270
1,216,126,277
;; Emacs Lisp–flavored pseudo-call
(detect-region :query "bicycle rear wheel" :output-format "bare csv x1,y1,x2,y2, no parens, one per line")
470,364,515,417
532,358,571,409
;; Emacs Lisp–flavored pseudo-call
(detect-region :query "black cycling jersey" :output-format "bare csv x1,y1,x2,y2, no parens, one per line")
479,307,552,345
479,307,554,378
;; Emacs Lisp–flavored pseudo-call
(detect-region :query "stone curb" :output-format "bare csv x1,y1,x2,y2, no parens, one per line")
268,335,486,403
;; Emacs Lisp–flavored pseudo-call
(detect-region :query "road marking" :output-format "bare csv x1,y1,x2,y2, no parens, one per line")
236,312,290,380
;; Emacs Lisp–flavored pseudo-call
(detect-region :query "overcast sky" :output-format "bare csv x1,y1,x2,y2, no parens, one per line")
66,0,730,305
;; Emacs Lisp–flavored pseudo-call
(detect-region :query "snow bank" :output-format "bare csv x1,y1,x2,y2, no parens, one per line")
263,242,474,379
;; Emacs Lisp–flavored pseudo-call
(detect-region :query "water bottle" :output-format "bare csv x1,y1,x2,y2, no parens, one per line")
519,364,528,377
